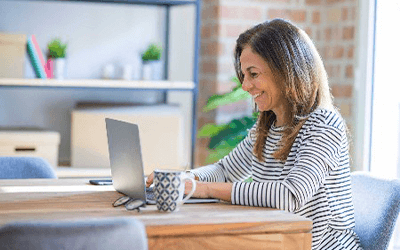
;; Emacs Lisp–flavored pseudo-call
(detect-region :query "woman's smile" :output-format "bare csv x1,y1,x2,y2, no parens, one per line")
252,92,264,100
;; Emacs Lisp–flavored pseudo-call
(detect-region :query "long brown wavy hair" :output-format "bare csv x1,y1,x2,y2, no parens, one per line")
234,19,334,162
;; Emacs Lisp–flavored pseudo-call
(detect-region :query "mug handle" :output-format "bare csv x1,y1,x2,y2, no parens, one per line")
181,175,196,203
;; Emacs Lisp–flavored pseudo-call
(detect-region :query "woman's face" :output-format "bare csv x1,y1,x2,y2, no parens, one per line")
240,46,288,116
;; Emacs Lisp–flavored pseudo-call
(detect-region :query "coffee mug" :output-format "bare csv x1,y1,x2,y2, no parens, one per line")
153,169,196,212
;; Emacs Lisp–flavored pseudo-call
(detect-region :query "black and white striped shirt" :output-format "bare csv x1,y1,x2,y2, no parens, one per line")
192,108,362,250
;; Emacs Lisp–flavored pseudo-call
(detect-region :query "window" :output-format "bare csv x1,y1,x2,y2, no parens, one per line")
357,0,400,248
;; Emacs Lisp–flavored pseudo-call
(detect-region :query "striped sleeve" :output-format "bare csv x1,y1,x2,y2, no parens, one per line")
231,124,343,212
190,164,227,182
231,181,297,211
191,128,254,183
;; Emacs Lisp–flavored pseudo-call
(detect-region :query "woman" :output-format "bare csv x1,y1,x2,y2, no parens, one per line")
147,19,362,250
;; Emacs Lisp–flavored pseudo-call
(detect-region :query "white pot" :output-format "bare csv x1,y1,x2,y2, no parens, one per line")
53,58,66,80
141,61,162,80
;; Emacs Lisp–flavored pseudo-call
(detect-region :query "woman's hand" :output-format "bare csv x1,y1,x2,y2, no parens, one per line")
148,172,232,202
146,172,154,187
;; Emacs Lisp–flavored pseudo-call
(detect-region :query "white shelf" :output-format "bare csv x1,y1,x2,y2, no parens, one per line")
0,78,195,90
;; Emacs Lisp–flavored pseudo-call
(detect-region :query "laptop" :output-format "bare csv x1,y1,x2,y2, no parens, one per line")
92,118,218,205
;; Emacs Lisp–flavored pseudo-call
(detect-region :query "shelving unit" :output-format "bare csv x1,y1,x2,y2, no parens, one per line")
0,78,195,90
2,0,201,168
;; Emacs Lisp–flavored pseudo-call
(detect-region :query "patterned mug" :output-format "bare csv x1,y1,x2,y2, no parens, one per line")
153,169,196,212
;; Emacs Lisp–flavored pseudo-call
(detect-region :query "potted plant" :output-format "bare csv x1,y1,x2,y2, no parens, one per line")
141,43,162,80
47,38,67,79
198,77,258,167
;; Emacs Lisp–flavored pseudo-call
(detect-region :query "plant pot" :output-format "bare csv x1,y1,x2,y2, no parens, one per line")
142,60,162,80
53,58,66,80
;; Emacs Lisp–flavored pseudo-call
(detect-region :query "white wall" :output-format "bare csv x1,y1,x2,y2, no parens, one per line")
0,0,167,163
0,0,165,79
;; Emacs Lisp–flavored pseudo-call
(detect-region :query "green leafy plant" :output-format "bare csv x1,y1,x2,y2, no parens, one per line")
198,77,259,164
47,38,67,58
141,44,162,62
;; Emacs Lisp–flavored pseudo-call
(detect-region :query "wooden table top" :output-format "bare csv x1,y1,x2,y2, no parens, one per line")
0,178,312,238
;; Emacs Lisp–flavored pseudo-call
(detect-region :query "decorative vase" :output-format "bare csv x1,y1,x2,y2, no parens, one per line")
53,58,66,80
102,64,115,79
141,60,162,80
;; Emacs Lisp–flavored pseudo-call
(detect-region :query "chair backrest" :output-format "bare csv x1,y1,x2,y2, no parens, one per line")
0,156,57,179
351,171,400,250
0,217,148,250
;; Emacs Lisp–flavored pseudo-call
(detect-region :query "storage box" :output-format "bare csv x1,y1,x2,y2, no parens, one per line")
0,128,61,169
0,33,26,78
71,105,187,175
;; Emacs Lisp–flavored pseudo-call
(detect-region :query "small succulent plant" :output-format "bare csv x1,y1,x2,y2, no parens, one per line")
47,38,67,58
141,43,162,62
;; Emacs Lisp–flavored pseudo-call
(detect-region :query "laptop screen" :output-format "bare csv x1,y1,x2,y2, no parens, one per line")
105,118,146,201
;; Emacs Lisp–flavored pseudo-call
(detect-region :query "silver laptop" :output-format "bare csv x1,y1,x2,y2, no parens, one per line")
104,118,219,204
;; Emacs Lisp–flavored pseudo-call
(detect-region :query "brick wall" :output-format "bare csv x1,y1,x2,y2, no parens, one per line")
195,0,358,167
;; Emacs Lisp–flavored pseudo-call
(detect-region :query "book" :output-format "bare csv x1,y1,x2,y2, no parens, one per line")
26,35,47,79
31,35,51,78
45,58,53,79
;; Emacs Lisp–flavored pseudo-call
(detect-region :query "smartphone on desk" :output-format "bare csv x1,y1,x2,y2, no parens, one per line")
89,179,113,185
90,177,151,186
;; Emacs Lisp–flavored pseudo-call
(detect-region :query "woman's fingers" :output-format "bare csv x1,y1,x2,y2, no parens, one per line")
146,172,154,187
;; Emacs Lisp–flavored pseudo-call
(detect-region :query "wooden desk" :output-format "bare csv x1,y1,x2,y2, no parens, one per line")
0,179,312,250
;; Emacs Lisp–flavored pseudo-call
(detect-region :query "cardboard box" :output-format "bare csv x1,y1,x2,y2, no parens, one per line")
0,33,26,78
0,128,61,169
71,105,187,175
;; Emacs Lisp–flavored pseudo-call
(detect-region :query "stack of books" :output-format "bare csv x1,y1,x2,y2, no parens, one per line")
27,34,52,79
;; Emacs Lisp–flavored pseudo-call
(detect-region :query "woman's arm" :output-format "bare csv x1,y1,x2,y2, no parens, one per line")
191,128,255,183
185,181,233,202
185,123,345,209
230,123,345,212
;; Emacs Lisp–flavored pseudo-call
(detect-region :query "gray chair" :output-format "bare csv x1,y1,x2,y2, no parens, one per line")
0,156,57,179
0,217,148,250
351,171,400,250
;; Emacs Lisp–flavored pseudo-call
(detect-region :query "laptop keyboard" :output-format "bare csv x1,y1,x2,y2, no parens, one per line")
146,186,155,201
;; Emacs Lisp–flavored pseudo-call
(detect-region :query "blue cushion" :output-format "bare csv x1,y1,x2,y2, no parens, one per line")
0,217,148,250
351,171,400,250
0,157,57,179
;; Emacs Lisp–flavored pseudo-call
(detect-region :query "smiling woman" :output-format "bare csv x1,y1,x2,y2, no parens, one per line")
186,19,363,250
